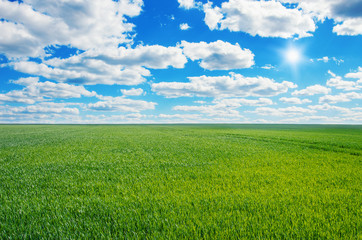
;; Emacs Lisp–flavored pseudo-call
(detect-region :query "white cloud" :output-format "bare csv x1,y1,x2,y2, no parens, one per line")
82,113,150,124
152,73,297,98
0,102,80,123
261,64,275,70
319,92,362,104
345,67,362,83
248,106,316,116
10,44,188,85
0,77,96,104
180,23,191,30
86,45,187,69
0,0,192,86
171,97,272,118
318,56,330,63
202,0,315,38
0,0,143,58
121,88,144,96
279,97,312,104
213,98,273,107
308,103,351,113
181,40,254,70
279,0,362,36
203,2,223,30
312,56,344,64
173,105,241,118
334,18,362,36
178,0,197,9
292,84,331,96
326,69,362,91
159,114,201,119
11,59,150,85
327,76,361,91
88,96,156,112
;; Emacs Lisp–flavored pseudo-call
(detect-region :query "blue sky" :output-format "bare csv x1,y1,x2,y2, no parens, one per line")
0,0,361,124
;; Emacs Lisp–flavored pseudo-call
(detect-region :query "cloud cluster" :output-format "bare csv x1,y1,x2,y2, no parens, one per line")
345,67,362,83
279,97,312,104
178,0,197,9
88,96,156,113
121,88,144,96
0,0,143,58
87,45,187,69
279,0,362,35
0,102,81,123
0,77,96,104
10,44,188,86
181,40,254,70
172,97,272,118
327,75,362,91
292,85,331,96
319,92,362,104
11,60,150,86
181,0,362,37
202,0,315,38
152,73,296,98
249,106,316,116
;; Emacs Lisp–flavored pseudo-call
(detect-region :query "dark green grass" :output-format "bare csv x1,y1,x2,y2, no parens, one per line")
0,124,361,239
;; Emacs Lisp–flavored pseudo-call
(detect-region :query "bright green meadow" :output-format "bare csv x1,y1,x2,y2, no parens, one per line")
0,124,361,239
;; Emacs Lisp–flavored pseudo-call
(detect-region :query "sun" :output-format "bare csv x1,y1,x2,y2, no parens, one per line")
285,46,302,65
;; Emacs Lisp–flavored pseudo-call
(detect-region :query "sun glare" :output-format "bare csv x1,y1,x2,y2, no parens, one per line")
285,47,302,65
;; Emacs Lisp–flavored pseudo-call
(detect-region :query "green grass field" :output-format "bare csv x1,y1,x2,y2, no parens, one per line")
0,124,361,239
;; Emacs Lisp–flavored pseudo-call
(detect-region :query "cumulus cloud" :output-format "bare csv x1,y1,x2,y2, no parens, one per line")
279,0,362,36
345,67,362,83
319,92,362,104
159,114,202,119
10,44,188,85
200,0,362,37
0,77,96,104
0,0,143,58
0,102,80,123
202,0,315,38
121,88,144,96
10,103,79,115
181,40,254,70
82,113,150,124
172,97,272,118
180,23,191,30
292,84,331,96
178,0,197,9
88,96,156,112
87,45,187,69
327,76,361,91
213,98,273,107
173,105,241,118
0,0,193,86
326,69,362,91
248,106,316,116
11,59,150,85
152,73,296,98
308,103,351,113
279,97,312,104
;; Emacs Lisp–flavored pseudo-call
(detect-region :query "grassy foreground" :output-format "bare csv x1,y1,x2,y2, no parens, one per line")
0,124,360,239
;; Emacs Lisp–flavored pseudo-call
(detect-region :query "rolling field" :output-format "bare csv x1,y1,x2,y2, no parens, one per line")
0,124,361,239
